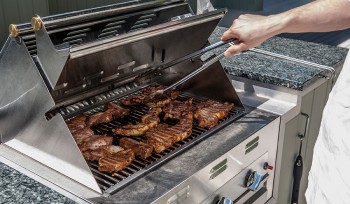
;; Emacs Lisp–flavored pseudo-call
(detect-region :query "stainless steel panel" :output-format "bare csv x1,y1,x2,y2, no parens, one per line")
153,118,280,204
48,10,225,105
35,25,70,90
0,37,101,193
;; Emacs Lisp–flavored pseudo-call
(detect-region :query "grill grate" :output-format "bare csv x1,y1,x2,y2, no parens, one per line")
65,89,245,194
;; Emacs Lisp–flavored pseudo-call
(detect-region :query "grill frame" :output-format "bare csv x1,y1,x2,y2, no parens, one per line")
65,89,245,195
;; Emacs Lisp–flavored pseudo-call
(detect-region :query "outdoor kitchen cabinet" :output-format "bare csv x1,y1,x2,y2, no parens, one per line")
277,79,332,204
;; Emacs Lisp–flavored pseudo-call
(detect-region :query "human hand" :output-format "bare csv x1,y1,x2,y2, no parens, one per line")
221,14,278,57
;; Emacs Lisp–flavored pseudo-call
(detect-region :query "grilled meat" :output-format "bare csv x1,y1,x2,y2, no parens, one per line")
145,94,171,108
168,90,180,100
72,127,94,144
86,103,129,127
98,149,135,173
121,94,145,106
145,111,193,153
140,107,162,128
121,85,178,107
104,102,130,119
79,135,113,152
120,85,160,106
67,114,87,133
83,145,124,161
114,108,161,136
163,98,193,121
194,100,233,128
119,138,153,159
114,124,150,136
87,111,113,127
145,129,174,153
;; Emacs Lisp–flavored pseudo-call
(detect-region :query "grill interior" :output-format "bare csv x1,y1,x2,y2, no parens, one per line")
64,86,245,194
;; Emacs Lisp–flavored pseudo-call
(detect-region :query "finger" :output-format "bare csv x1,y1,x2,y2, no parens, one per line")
224,43,248,57
221,29,238,41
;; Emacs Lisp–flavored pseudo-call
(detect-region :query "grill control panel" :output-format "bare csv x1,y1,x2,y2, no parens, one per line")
154,118,280,204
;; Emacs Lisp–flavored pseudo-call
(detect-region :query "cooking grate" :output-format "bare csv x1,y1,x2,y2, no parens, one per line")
66,91,245,194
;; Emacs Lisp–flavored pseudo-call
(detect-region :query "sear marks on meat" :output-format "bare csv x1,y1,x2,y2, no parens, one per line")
119,138,153,159
140,107,162,128
114,124,150,137
121,94,145,106
79,135,113,152
67,114,87,133
114,108,161,136
72,127,94,144
83,145,124,161
121,85,179,107
163,98,193,121
98,149,135,173
87,111,113,127
145,129,174,153
145,111,193,153
87,102,130,127
120,85,161,106
104,102,130,119
145,96,171,108
194,100,234,128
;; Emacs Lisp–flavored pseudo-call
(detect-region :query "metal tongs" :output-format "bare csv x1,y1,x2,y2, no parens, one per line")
156,52,226,95
149,39,237,95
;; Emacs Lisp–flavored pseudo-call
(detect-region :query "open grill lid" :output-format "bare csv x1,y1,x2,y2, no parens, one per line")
0,0,244,194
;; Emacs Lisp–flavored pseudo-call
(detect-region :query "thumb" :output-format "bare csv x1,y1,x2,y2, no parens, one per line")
224,43,247,57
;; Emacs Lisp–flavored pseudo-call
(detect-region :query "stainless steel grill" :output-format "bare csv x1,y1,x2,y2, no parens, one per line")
0,0,245,197
62,87,244,194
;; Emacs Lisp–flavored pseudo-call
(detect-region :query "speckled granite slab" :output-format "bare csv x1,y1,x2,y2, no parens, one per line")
203,27,349,90
0,162,75,204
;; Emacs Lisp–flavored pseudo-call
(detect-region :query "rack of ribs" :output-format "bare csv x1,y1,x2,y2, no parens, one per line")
119,137,153,159
163,98,193,121
145,111,193,153
113,108,161,136
194,100,234,128
98,149,135,173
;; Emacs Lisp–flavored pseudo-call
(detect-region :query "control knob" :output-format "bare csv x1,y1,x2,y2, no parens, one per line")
245,171,263,191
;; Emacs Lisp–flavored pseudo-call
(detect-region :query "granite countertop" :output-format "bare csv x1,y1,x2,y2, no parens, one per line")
0,162,75,204
203,27,349,90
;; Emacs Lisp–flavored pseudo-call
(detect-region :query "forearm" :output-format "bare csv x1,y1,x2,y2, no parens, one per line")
221,0,350,56
271,0,350,35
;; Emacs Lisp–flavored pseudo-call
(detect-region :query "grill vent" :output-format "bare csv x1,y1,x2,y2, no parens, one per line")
98,20,125,39
129,13,156,32
245,136,259,154
63,27,91,46
46,83,139,119
23,37,37,55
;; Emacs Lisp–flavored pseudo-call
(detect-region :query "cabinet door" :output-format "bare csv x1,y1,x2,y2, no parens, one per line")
277,80,329,204
277,115,303,204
